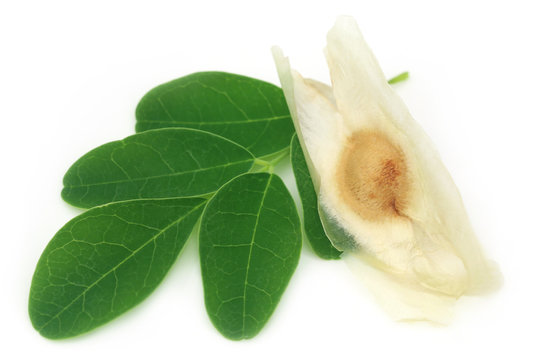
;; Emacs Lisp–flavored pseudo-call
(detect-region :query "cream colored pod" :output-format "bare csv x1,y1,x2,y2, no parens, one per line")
272,16,501,323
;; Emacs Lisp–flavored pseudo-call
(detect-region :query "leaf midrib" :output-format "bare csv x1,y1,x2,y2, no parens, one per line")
241,174,273,337
36,200,206,333
64,159,253,189
138,114,291,126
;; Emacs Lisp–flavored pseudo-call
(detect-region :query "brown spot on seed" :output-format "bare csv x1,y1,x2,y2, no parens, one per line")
336,130,411,222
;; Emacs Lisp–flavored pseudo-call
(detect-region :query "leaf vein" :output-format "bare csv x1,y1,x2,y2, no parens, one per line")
64,160,253,189
36,201,205,332
241,174,272,336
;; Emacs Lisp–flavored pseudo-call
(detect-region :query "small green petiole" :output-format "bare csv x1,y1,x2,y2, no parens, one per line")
388,71,410,85
252,147,290,173
252,158,271,172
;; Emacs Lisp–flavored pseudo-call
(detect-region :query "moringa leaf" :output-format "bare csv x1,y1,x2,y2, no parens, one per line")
135,72,294,158
29,197,206,339
62,128,255,208
290,135,342,259
199,173,301,340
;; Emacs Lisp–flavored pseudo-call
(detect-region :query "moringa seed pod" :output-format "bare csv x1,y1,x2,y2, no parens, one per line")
272,16,501,323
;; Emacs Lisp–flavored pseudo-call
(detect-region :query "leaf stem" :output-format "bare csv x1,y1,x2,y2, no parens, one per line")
253,147,290,173
267,148,290,168
388,71,410,85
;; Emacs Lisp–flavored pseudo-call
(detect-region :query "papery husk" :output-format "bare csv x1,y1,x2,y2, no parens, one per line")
273,16,500,323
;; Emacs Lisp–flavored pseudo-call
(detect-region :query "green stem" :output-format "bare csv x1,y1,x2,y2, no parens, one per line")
252,147,290,173
267,148,290,167
388,71,410,85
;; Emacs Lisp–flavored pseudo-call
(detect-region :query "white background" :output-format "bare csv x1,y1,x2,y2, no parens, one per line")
2,0,533,358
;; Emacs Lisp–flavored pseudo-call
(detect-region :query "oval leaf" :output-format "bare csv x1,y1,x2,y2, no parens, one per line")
29,197,206,339
135,72,294,158
62,128,254,208
199,173,301,340
290,134,342,259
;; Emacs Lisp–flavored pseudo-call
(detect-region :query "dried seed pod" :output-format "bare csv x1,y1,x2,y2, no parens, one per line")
273,16,501,323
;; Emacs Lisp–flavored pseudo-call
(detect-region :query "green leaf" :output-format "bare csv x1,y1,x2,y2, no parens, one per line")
199,173,301,340
62,128,255,208
290,135,342,259
29,197,206,339
135,72,295,158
